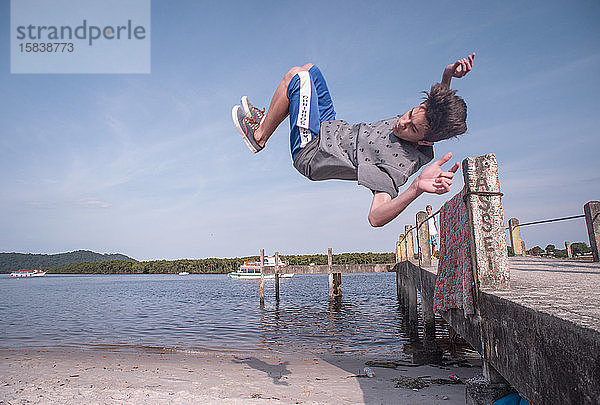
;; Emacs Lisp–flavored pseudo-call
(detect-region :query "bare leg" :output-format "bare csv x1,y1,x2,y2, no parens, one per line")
254,63,314,148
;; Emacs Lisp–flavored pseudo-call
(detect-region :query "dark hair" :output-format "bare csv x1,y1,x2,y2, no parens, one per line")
422,83,467,142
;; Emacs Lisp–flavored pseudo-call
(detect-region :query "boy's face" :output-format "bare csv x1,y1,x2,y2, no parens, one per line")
393,104,432,145
426,206,432,214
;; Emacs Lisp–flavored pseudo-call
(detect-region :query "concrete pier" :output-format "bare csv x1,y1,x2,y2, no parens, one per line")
397,257,600,404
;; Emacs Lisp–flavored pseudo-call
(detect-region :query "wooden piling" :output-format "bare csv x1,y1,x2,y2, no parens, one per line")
462,153,510,290
416,211,431,266
275,252,280,301
405,225,414,260
584,201,600,262
334,273,342,296
259,249,265,305
508,218,523,256
328,248,334,300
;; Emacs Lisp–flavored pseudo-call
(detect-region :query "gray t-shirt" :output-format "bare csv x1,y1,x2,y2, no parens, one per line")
293,117,434,199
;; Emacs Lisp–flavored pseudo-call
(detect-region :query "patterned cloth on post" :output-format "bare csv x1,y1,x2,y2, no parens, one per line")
433,188,475,315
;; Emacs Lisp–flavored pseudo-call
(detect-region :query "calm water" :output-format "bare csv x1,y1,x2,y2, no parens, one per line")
1,273,456,355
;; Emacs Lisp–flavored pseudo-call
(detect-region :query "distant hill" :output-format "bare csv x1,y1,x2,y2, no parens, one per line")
0,250,136,273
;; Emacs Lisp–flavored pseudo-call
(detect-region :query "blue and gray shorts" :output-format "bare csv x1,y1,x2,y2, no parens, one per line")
287,65,336,160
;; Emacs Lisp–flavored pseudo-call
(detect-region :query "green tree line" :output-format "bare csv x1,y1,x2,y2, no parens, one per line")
45,252,395,274
0,250,135,273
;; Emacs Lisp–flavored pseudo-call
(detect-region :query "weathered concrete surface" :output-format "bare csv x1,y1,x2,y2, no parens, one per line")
399,257,600,405
416,211,432,266
509,218,524,256
405,225,415,259
496,257,600,331
463,154,510,289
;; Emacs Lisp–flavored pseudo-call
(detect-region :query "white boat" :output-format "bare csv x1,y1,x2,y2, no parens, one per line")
10,269,46,278
178,272,190,276
228,257,294,279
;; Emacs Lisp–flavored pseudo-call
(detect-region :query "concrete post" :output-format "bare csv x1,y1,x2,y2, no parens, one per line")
259,249,265,305
463,154,513,404
521,240,526,255
508,218,523,256
565,241,573,259
584,201,600,262
407,278,418,343
405,225,414,260
275,252,280,301
395,241,401,263
411,285,444,365
399,234,407,261
416,211,431,267
462,154,510,290
328,248,334,300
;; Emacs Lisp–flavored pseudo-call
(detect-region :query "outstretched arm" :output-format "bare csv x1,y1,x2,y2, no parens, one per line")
441,53,475,88
368,152,459,227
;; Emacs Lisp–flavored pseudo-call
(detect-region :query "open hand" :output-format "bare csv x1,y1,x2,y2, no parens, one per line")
444,53,475,80
413,152,459,195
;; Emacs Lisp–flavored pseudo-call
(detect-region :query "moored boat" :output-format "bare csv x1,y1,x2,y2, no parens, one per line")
10,269,46,278
228,257,294,279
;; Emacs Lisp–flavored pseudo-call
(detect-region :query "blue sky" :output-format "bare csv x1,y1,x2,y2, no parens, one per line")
1,0,599,260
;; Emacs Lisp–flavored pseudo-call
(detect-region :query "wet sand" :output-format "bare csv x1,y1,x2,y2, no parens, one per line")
1,348,481,404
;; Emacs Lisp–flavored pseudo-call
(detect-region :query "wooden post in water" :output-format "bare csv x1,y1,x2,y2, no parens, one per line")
275,252,280,301
405,225,414,260
331,247,342,296
259,249,265,305
416,211,431,266
508,218,523,256
462,153,510,290
584,201,600,262
328,248,334,300
334,273,342,296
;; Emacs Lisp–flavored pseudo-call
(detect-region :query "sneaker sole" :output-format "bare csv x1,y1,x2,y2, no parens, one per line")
231,105,258,153
241,96,252,117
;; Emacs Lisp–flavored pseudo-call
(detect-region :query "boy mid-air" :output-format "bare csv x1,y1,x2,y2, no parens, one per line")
232,54,475,227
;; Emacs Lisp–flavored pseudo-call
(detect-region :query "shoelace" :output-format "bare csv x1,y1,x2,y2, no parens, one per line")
252,106,265,121
242,116,260,132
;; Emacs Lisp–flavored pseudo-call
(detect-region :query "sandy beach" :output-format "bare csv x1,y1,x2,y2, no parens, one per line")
1,348,481,404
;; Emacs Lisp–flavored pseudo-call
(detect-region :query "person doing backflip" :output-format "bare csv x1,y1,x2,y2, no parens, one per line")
232,53,475,227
